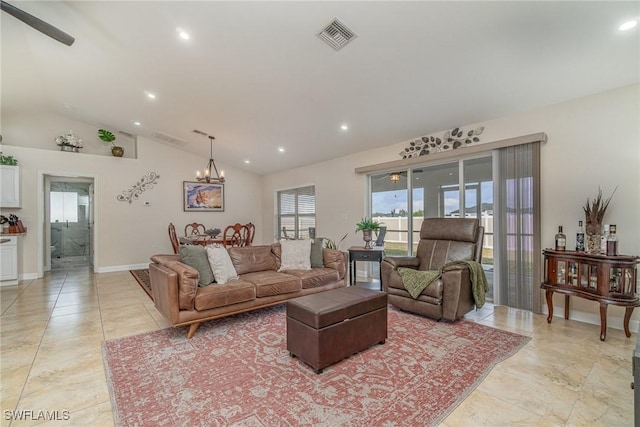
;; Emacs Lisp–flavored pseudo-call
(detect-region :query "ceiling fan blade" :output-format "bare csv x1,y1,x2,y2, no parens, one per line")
1,0,74,46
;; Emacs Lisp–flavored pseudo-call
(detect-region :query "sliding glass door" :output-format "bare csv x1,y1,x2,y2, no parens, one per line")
370,155,494,299
371,172,408,256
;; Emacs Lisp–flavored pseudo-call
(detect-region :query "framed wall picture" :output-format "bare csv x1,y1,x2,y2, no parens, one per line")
183,181,224,212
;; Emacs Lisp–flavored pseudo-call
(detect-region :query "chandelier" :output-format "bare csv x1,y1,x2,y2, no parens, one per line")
196,136,225,183
389,172,401,183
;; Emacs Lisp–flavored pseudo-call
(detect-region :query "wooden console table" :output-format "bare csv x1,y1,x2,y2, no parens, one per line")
541,249,640,341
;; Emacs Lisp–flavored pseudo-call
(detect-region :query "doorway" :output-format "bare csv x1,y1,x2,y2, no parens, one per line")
45,176,94,271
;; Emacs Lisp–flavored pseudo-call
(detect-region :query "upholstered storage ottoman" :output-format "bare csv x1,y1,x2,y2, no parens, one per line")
286,286,387,373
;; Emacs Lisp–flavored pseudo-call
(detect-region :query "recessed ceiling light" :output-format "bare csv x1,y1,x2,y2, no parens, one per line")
145,91,156,99
619,20,638,31
177,28,190,40
340,124,349,131
133,121,141,126
278,147,285,152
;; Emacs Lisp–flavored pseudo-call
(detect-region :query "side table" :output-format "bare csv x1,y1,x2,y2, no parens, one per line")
348,246,385,290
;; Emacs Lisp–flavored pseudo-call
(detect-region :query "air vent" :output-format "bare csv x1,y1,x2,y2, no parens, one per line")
150,132,187,146
118,130,134,138
192,129,208,136
317,18,357,51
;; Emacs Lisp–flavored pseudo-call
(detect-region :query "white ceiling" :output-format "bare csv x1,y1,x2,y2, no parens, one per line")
2,1,638,175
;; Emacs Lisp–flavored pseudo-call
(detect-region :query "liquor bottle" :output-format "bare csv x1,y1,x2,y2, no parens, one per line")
576,220,585,252
555,226,566,251
606,224,618,256
601,224,610,254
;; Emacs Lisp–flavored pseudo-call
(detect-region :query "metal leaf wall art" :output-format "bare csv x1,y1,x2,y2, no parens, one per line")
399,126,484,159
117,172,160,203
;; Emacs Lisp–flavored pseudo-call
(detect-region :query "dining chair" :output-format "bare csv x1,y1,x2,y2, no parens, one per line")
168,223,180,254
245,222,255,245
185,222,206,236
222,223,250,247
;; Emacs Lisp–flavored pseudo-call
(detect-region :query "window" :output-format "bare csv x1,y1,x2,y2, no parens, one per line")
277,186,315,240
50,191,79,223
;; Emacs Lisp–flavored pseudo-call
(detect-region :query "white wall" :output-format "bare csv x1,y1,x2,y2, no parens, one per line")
261,83,640,329
1,116,263,275
3,84,638,330
2,111,137,158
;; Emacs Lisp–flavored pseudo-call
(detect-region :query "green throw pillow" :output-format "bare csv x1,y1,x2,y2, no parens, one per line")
310,238,325,268
179,245,215,286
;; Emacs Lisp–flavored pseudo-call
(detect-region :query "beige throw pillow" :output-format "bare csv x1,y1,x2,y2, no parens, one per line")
278,239,312,271
206,246,239,284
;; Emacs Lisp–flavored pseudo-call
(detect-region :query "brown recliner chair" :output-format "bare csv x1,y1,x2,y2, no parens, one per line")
381,218,484,321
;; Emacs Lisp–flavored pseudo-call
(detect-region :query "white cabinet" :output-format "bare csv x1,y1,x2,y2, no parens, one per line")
0,236,18,285
0,165,20,208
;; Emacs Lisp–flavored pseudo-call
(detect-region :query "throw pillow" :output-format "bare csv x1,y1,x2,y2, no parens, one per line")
310,238,325,268
179,245,214,286
278,239,312,271
206,246,239,284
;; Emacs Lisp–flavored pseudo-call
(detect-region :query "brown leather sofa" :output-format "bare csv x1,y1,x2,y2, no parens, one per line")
149,243,347,338
381,218,484,321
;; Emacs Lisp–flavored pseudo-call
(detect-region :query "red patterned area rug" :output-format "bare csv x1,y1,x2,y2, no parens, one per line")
103,305,530,426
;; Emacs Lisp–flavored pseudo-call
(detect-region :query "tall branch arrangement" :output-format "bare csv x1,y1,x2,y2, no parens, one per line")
583,187,617,233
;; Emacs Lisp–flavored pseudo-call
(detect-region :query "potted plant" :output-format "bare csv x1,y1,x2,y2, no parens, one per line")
0,152,18,165
582,187,616,254
355,217,382,249
55,131,83,152
325,233,348,250
98,129,124,157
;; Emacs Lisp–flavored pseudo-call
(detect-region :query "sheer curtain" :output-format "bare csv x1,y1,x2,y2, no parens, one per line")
493,142,541,312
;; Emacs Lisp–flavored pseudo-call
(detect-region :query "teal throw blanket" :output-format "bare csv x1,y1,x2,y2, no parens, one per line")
398,260,489,308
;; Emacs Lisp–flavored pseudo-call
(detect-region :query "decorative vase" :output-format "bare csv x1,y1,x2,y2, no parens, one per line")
585,222,602,254
362,229,373,249
111,146,124,157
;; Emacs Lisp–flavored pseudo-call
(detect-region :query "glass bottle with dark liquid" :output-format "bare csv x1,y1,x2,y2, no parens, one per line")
606,224,618,256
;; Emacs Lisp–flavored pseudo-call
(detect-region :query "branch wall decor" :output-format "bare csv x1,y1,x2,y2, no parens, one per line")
399,126,484,159
117,172,160,203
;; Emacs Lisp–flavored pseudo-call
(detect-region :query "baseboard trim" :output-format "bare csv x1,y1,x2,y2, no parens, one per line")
544,304,639,334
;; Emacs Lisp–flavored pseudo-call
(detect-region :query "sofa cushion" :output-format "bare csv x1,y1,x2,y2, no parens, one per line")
194,280,256,311
240,271,302,297
228,245,277,275
282,268,339,289
278,239,311,271
206,246,238,284
310,238,325,268
179,245,215,286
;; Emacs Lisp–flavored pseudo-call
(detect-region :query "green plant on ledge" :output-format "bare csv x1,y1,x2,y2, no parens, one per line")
0,152,18,165
99,128,125,157
355,217,381,233
98,129,116,147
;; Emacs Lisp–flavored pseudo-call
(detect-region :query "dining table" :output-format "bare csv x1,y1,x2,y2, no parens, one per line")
179,235,224,246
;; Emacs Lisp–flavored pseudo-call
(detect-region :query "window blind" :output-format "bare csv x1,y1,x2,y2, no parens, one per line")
277,186,316,239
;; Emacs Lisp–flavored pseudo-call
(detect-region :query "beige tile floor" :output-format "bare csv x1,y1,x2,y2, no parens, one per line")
1,268,635,426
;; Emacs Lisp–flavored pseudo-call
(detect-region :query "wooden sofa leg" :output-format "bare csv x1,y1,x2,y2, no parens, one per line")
187,322,201,339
